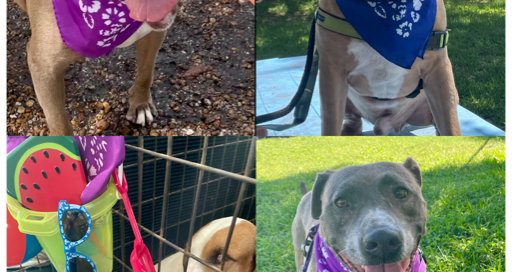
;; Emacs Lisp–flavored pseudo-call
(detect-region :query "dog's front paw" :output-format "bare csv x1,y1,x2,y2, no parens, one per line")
126,99,158,127
126,85,159,127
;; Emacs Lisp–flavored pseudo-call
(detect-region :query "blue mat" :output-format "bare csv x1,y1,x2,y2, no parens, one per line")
257,56,505,136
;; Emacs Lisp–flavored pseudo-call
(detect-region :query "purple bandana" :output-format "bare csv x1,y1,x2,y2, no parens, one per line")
6,136,125,205
52,0,142,58
75,136,125,204
314,231,427,272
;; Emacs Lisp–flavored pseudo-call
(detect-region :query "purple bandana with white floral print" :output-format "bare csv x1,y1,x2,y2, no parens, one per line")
52,0,142,58
314,231,427,272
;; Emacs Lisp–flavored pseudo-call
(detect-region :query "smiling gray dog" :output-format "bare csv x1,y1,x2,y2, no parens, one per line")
292,158,427,272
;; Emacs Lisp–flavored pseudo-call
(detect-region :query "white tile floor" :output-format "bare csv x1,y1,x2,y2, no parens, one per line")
256,56,505,136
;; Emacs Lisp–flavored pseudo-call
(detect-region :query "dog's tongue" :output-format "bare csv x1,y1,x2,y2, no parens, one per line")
363,258,411,272
125,0,179,22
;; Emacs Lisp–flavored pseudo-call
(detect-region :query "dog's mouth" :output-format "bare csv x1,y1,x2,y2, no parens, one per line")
337,250,415,272
125,0,179,23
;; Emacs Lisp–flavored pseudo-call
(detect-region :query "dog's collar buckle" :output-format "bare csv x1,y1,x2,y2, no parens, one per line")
301,239,312,257
301,225,318,257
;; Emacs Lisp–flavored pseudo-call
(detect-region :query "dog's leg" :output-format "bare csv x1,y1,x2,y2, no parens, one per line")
316,25,350,136
126,30,166,126
422,51,462,136
318,60,349,136
15,0,27,11
25,0,82,135
341,98,362,136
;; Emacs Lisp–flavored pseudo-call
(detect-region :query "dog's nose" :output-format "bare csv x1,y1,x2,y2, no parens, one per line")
363,228,403,260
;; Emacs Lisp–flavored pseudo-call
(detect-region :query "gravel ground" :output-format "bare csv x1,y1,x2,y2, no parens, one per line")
7,0,255,136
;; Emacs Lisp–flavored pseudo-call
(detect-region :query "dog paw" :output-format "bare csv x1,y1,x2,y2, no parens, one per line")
126,100,158,127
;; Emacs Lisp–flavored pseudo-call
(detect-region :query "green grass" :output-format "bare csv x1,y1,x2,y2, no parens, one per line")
256,0,505,130
256,137,505,271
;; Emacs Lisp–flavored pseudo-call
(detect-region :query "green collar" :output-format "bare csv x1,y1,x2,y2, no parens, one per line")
315,7,449,50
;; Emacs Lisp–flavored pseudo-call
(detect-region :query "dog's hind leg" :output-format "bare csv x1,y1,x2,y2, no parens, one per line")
126,30,166,126
341,98,362,136
25,0,82,135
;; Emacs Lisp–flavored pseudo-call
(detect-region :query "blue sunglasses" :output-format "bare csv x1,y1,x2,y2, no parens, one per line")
58,200,97,272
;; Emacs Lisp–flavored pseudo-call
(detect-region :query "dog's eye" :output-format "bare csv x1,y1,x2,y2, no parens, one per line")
215,254,223,264
335,199,347,208
395,188,408,199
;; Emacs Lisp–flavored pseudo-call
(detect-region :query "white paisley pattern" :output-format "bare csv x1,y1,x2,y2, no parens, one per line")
367,0,425,38
79,0,131,48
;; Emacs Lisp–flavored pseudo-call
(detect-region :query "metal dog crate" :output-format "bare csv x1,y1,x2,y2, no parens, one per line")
114,136,256,272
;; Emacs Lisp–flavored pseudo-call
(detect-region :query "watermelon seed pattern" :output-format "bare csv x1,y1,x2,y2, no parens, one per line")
16,146,88,211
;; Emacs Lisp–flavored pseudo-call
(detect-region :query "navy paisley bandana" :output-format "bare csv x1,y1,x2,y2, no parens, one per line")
334,0,437,69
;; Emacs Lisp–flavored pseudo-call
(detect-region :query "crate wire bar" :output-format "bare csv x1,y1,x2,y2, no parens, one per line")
115,136,256,272
11,254,55,272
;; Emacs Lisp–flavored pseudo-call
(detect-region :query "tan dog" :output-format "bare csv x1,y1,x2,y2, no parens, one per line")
317,0,461,136
156,217,256,272
13,0,180,135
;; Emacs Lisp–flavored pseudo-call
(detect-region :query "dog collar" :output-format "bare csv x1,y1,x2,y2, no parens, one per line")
315,8,450,52
52,0,142,58
302,225,427,272
316,0,443,69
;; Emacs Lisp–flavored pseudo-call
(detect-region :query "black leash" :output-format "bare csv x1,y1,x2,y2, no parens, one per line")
301,225,319,272
255,17,319,131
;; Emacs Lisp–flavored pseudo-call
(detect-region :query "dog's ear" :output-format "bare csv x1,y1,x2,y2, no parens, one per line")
403,157,422,187
311,170,334,220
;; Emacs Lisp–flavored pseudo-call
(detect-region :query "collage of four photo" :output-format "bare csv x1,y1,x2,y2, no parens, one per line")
3,0,505,271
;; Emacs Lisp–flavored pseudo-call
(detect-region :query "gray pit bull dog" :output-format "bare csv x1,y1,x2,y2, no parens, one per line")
14,0,180,135
317,0,461,136
292,158,427,272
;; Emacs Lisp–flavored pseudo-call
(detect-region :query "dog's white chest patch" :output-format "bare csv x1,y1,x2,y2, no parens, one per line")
117,23,154,48
117,12,176,48
347,39,408,99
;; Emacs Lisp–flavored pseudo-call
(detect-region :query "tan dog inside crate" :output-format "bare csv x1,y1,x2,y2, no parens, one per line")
156,217,256,272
